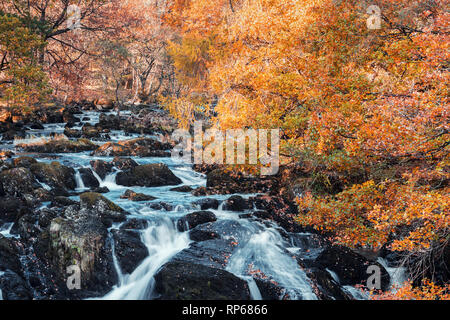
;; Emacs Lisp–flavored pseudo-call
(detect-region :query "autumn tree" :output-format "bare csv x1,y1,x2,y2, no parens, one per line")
165,0,449,296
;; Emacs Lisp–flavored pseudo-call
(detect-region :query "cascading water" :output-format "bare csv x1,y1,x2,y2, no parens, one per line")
99,218,190,300
0,109,408,300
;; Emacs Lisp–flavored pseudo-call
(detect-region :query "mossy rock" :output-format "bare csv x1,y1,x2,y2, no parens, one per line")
80,192,124,213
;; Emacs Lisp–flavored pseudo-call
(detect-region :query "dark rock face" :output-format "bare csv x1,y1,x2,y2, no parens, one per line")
90,160,113,180
0,167,38,197
254,278,285,300
112,230,148,274
0,197,30,223
78,168,100,188
222,195,252,212
192,198,220,210
0,270,32,300
310,245,390,291
305,268,352,300
120,189,156,201
189,228,220,242
30,161,76,192
0,235,22,275
177,211,217,231
116,163,182,187
154,261,251,300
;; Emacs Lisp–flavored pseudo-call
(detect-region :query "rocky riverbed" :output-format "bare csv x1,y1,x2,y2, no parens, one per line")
0,103,406,300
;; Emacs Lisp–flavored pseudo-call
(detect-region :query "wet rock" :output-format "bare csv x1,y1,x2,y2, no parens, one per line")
154,261,251,300
0,167,39,196
1,129,26,141
0,197,30,223
254,278,285,300
78,168,100,188
12,156,37,168
305,268,352,300
177,211,217,231
112,230,148,274
90,160,114,180
63,127,82,138
81,124,101,138
10,214,41,240
310,245,390,291
192,198,220,210
116,163,182,187
120,218,148,231
120,189,156,201
32,187,53,202
0,235,22,275
0,270,32,300
30,161,76,192
91,137,171,157
170,185,193,192
38,207,61,228
49,196,79,208
19,138,97,153
91,186,110,193
111,157,138,171
147,202,174,211
46,216,117,297
189,228,220,242
79,192,127,225
222,195,252,212
205,168,273,194
28,122,44,130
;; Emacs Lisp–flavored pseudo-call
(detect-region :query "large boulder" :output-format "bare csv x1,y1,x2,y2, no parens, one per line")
154,261,251,300
30,161,76,191
78,168,100,188
112,230,148,274
45,216,117,297
177,211,217,231
116,163,182,187
0,167,39,196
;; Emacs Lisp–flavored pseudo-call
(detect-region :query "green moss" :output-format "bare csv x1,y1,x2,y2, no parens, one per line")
80,192,123,212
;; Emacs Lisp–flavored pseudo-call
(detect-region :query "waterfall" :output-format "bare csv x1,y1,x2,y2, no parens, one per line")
225,224,318,300
92,169,121,190
74,169,86,190
99,218,190,300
